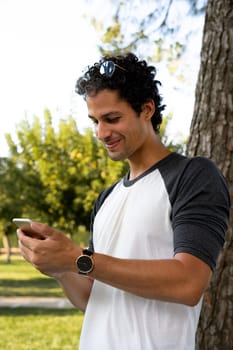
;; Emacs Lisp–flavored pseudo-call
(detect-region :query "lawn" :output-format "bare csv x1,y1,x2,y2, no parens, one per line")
0,307,83,350
0,256,64,297
0,255,84,349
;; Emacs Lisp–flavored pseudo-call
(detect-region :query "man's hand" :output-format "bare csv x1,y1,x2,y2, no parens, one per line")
17,222,81,279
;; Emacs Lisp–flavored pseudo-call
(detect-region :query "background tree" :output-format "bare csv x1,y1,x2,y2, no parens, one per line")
0,156,40,255
0,157,15,261
88,0,206,55
3,110,128,245
186,0,233,348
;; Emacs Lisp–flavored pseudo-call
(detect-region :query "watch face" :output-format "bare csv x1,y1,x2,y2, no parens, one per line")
77,255,93,274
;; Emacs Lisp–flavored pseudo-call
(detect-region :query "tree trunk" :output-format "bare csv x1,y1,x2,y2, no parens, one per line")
2,233,11,264
187,0,233,349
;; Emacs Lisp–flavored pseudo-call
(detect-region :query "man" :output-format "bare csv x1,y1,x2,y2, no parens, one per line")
17,52,230,349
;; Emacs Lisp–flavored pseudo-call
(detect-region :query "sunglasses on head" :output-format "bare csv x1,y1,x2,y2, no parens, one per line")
100,60,127,78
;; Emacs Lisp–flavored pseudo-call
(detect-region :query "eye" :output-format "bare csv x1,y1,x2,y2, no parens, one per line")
107,117,121,124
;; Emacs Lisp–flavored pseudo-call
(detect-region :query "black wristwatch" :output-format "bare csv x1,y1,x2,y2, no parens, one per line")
76,248,94,275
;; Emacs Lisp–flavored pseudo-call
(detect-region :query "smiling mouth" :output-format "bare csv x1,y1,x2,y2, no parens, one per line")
105,139,121,151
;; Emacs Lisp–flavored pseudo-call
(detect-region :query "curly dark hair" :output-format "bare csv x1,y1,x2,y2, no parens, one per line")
75,52,165,133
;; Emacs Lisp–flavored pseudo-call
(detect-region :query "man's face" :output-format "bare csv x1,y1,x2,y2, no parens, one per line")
86,89,154,162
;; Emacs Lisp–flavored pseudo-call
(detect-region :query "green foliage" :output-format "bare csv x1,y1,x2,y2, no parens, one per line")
1,110,128,241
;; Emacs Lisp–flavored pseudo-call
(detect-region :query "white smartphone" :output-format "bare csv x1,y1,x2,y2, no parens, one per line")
12,218,43,239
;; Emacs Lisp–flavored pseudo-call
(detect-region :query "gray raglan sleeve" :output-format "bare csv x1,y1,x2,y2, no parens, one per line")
172,157,230,270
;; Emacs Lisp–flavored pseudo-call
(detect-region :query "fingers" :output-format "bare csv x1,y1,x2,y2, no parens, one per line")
30,221,65,238
16,222,78,276
30,222,53,238
17,229,36,265
17,228,50,269
17,228,44,255
17,228,34,248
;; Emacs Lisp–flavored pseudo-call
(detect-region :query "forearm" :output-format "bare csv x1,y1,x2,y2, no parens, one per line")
56,272,93,311
16,224,93,311
90,252,211,306
16,222,211,308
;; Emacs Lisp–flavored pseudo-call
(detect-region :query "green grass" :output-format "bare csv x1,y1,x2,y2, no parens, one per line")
0,256,84,349
0,307,83,350
0,256,64,297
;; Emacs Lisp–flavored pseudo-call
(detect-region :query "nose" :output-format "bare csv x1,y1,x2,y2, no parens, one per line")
95,121,111,140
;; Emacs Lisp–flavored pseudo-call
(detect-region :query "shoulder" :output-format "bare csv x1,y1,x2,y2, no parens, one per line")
159,153,230,208
186,156,221,173
161,153,221,174
183,156,228,190
164,153,227,183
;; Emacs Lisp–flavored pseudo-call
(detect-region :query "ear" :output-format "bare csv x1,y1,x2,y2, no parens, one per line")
141,100,155,120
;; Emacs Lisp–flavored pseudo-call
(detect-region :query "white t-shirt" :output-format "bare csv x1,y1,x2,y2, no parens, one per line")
79,153,230,350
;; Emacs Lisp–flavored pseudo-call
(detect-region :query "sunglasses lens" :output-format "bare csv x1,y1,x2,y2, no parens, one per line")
100,61,115,77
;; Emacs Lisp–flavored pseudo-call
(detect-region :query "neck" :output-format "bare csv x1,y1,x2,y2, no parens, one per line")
128,137,171,180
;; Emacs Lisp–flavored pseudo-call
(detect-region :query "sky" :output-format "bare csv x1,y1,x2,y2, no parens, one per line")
0,0,204,157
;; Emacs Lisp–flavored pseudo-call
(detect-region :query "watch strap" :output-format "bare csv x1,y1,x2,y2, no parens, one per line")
82,248,94,256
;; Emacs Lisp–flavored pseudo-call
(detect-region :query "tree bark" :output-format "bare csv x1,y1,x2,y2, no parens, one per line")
187,0,233,349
